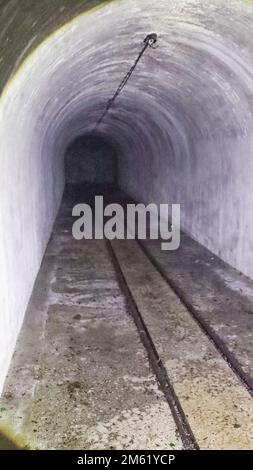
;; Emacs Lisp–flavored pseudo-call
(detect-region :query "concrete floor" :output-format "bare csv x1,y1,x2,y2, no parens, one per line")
0,186,252,450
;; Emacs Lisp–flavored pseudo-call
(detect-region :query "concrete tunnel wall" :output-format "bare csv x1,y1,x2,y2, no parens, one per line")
1,0,253,392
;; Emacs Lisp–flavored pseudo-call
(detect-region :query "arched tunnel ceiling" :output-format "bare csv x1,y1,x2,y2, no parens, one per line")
1,0,253,141
2,0,253,397
1,0,253,277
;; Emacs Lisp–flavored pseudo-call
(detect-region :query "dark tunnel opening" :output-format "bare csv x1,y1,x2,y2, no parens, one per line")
64,133,118,188
1,0,253,451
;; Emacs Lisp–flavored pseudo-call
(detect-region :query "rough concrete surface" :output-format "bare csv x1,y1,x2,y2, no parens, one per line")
0,0,253,449
1,0,253,276
111,238,253,450
141,235,253,387
0,190,182,450
1,187,252,449
1,0,253,393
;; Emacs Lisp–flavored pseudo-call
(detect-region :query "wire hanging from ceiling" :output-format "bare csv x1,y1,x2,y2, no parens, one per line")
94,33,158,130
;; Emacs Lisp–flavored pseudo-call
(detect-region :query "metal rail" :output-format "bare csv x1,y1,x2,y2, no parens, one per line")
107,240,199,450
114,195,253,395
137,239,253,396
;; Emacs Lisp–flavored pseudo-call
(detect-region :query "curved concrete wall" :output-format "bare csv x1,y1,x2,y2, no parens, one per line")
1,0,253,391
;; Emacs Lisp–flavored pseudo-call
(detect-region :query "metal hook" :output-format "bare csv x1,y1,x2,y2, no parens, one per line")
144,33,158,48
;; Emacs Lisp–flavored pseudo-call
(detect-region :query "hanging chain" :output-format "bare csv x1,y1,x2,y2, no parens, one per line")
94,33,158,129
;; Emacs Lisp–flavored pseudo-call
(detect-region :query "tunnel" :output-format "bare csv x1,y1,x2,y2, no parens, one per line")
0,0,253,450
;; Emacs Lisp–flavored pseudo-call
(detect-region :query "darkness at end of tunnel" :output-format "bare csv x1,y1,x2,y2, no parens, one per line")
64,132,118,187
1,0,253,405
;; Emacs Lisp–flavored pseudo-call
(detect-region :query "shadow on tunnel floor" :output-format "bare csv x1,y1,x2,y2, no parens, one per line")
0,432,24,450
